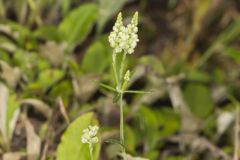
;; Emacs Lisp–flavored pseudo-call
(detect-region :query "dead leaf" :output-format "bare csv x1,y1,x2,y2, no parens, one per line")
166,74,200,133
20,99,52,119
40,41,65,67
3,152,26,160
22,115,41,160
0,60,21,88
57,97,70,124
72,74,100,102
0,82,8,144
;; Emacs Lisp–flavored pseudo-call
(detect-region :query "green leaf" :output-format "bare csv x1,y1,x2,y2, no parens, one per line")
97,0,126,33
6,93,20,137
223,47,240,63
157,108,180,137
184,83,214,118
33,25,61,41
28,69,64,91
81,41,108,74
124,125,136,152
59,3,98,50
49,80,73,106
187,70,211,82
134,106,160,151
56,112,100,160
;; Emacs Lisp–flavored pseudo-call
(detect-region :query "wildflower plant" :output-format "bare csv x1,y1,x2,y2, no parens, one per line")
81,125,99,160
101,11,148,159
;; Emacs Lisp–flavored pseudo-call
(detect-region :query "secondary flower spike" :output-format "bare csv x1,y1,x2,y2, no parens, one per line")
81,125,99,144
109,12,139,54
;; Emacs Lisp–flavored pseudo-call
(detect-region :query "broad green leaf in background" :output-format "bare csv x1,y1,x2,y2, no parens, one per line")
59,3,98,51
27,69,64,92
184,83,214,118
134,106,160,155
33,25,61,41
50,80,73,106
187,70,211,83
81,37,111,74
157,108,180,137
97,0,126,33
124,125,136,152
56,112,100,160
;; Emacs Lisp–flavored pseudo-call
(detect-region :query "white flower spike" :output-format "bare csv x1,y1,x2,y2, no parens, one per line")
109,12,139,54
81,125,99,144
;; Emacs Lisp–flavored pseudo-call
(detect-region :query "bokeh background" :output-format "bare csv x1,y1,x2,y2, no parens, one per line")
0,0,240,160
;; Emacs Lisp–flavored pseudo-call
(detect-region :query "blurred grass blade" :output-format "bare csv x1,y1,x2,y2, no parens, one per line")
195,21,240,68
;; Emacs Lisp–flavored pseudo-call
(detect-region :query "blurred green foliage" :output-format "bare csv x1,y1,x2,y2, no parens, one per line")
0,0,240,160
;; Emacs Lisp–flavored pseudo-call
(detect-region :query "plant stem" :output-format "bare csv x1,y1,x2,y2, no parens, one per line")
112,53,119,88
119,92,127,160
120,92,124,145
89,143,93,160
120,52,127,82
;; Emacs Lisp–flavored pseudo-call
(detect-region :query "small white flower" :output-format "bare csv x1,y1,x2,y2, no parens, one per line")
124,70,130,82
81,125,99,144
108,12,139,54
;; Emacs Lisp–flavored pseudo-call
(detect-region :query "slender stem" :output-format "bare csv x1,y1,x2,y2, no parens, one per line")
112,52,119,88
120,52,127,83
89,143,93,160
120,92,124,145
119,92,127,160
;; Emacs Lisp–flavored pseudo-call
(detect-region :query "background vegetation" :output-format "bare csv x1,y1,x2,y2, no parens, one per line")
0,0,240,159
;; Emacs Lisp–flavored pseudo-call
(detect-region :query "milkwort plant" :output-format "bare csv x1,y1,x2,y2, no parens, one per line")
101,11,149,159
81,125,99,160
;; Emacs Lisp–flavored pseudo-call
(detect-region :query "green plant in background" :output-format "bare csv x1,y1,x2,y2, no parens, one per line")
81,125,99,160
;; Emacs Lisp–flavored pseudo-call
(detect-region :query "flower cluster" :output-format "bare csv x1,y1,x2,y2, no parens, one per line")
81,125,99,144
109,12,139,54
124,70,130,82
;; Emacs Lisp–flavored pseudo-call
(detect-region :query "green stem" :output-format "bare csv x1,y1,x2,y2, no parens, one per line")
120,52,127,83
119,92,127,160
89,143,93,160
112,52,119,88
120,92,124,145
